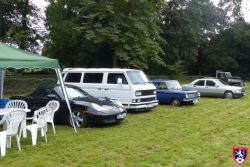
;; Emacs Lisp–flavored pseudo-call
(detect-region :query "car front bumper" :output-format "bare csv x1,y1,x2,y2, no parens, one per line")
87,111,127,125
128,101,158,111
234,92,245,98
183,97,199,104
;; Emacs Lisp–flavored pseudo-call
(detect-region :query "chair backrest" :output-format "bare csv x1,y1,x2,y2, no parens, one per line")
46,100,60,121
0,110,26,136
33,107,52,128
5,100,28,109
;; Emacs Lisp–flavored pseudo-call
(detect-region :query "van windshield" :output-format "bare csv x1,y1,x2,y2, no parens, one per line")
126,71,150,84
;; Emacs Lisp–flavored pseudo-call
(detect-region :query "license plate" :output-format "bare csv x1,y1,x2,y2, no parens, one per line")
117,113,126,119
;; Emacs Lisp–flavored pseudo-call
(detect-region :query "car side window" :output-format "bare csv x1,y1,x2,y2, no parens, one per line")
35,88,53,98
83,73,103,83
194,80,205,86
206,80,216,87
107,73,128,84
65,73,82,83
154,82,167,89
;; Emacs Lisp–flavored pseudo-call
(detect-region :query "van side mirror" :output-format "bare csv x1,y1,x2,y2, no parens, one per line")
117,78,123,84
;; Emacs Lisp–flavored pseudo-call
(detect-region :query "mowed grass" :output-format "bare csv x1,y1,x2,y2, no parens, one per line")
0,81,250,166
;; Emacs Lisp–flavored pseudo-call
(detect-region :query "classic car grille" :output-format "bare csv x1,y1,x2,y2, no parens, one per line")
140,97,156,102
141,90,155,96
188,93,198,98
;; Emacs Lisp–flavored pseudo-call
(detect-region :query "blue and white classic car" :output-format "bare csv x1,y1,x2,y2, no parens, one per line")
152,80,200,106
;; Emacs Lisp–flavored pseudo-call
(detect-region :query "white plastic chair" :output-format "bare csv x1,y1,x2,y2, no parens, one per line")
26,107,51,146
5,100,28,109
45,100,60,134
0,110,26,153
0,130,7,157
5,100,28,138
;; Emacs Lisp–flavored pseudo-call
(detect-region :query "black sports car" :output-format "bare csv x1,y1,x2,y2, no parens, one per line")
10,84,127,128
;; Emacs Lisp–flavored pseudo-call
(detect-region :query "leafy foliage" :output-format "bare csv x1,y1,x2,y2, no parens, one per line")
44,0,165,69
204,22,250,78
0,0,41,52
161,0,226,75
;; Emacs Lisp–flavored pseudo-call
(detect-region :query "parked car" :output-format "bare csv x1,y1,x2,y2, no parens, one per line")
216,70,245,87
152,80,200,106
10,84,127,128
62,68,158,111
182,78,246,98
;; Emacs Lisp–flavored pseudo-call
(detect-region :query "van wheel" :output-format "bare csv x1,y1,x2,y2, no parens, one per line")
69,110,87,128
171,98,180,107
224,91,234,99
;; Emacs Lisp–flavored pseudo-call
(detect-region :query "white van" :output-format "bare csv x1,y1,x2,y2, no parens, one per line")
62,68,158,111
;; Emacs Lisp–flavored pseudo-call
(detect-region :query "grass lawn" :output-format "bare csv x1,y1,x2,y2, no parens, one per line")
0,78,249,166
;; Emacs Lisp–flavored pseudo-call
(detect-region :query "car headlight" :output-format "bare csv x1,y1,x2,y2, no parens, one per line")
91,103,109,112
135,91,142,96
185,94,189,98
111,99,123,108
153,90,156,95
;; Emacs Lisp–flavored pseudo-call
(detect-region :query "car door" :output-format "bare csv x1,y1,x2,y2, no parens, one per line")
154,82,171,103
81,72,105,97
103,73,131,103
192,80,206,96
204,80,221,97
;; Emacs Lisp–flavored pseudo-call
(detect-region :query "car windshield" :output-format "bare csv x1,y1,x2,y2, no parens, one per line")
166,80,182,89
54,86,90,100
126,70,150,84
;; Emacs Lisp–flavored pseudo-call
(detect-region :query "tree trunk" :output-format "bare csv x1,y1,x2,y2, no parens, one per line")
20,0,29,50
112,52,117,68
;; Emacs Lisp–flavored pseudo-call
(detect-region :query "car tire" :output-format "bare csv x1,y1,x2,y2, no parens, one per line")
171,98,181,107
224,91,234,99
69,109,87,128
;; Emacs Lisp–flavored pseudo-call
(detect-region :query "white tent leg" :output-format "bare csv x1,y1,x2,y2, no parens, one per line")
0,69,5,98
55,69,77,133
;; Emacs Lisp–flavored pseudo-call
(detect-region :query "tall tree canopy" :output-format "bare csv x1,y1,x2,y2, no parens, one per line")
204,22,250,77
0,0,41,52
161,0,226,75
44,0,165,69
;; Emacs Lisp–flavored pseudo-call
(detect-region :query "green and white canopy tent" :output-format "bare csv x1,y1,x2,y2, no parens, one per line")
0,42,77,133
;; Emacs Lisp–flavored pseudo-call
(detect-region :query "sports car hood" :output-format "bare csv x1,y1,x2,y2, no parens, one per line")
72,96,112,106
71,96,125,114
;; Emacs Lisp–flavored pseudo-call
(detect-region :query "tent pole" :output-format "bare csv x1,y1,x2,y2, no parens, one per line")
55,68,77,133
0,69,5,98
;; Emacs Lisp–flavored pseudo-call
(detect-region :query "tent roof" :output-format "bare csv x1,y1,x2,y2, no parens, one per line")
0,42,59,69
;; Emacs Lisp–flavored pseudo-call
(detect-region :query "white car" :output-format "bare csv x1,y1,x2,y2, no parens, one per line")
182,78,246,98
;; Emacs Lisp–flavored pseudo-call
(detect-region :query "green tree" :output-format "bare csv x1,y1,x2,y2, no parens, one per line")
44,0,166,69
161,0,226,75
204,22,250,78
0,0,41,52
219,0,244,23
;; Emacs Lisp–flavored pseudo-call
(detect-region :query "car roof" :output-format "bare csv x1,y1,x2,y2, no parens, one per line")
152,79,176,82
62,68,140,72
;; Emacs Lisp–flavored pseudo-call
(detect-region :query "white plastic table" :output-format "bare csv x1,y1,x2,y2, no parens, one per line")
0,108,31,138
